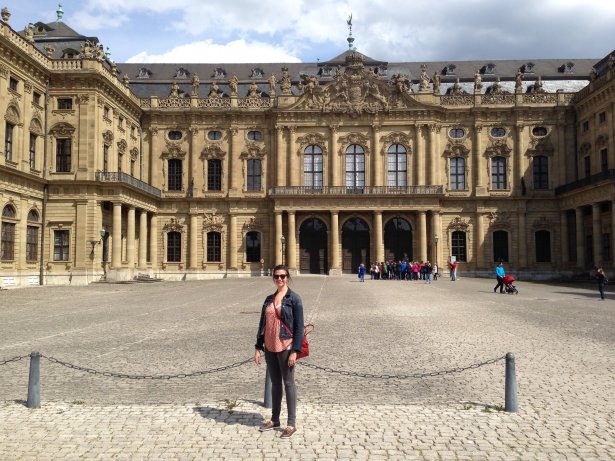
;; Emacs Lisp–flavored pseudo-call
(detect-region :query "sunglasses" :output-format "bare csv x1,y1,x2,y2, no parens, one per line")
273,274,287,280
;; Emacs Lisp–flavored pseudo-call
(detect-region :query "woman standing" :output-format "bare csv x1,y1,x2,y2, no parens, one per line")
254,265,304,439
596,265,608,301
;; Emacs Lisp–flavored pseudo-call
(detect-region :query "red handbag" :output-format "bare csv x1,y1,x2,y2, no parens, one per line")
275,308,313,360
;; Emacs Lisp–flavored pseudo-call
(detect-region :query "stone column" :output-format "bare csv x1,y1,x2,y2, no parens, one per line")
428,125,436,185
189,128,199,196
274,211,283,265
557,119,567,187
139,210,147,268
112,202,122,269
287,211,297,271
474,125,486,194
476,211,485,269
560,211,569,268
74,201,87,269
149,128,160,188
228,127,239,194
330,211,340,272
126,206,136,269
517,204,527,268
374,211,384,262
418,211,427,261
229,213,238,269
514,124,525,196
576,206,585,268
189,213,198,270
415,125,424,185
276,126,286,187
593,203,602,265
330,125,339,186
150,215,158,267
288,127,297,186
372,124,382,186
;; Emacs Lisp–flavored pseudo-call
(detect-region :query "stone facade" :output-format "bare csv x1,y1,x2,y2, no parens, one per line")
1,10,614,286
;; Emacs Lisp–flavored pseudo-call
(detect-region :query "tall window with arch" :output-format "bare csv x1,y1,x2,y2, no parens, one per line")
29,133,37,169
451,230,467,262
304,145,323,188
247,159,262,191
493,230,509,262
535,230,551,263
345,144,365,189
491,156,507,189
245,231,261,262
167,231,181,262
387,144,407,187
206,231,221,262
450,157,465,190
1,204,16,261
26,210,40,262
533,155,548,189
5,122,14,161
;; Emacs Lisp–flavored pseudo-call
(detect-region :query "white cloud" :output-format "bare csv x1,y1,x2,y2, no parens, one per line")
71,10,131,31
126,39,302,63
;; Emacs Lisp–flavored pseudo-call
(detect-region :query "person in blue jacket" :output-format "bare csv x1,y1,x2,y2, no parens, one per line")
494,261,506,293
358,263,366,282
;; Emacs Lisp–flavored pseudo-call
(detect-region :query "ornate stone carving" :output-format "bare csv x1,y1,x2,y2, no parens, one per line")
243,217,262,231
443,140,470,158
162,218,184,233
247,81,261,98
296,133,328,156
49,122,75,137
441,95,473,106
269,74,277,96
447,216,470,231
487,211,512,229
380,132,412,155
102,130,114,144
338,133,370,155
29,118,43,136
532,216,553,231
159,97,190,108
595,134,609,148
162,141,186,159
484,139,512,158
191,74,200,97
240,142,266,160
200,144,226,160
77,94,89,105
4,105,20,125
482,93,515,105
229,74,238,97
418,65,430,92
523,93,557,104
203,211,224,232
279,67,292,95
526,137,555,157
198,97,230,108
116,139,127,154
130,148,139,161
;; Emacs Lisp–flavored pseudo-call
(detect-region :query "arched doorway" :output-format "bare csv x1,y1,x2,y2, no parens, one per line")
384,217,413,261
299,218,328,274
342,217,370,273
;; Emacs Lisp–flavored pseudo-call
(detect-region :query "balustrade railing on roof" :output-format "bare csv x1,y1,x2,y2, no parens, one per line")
95,171,161,197
269,185,443,196
555,169,615,195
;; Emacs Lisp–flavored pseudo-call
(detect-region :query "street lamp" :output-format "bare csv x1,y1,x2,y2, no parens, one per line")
434,234,439,266
281,235,286,266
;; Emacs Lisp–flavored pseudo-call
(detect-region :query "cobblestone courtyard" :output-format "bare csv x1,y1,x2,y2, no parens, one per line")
0,276,614,460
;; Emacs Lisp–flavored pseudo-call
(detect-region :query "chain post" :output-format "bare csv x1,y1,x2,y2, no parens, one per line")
26,352,41,409
504,352,518,412
263,366,272,409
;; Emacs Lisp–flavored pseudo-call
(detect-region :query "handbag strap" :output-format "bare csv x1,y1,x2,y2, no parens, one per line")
272,301,314,338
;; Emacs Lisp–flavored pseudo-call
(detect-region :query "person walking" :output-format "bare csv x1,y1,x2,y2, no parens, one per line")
448,261,457,281
595,265,608,300
254,265,304,439
358,262,366,282
494,261,505,293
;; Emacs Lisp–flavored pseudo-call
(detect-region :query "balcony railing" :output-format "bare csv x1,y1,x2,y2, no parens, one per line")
555,169,615,195
96,171,161,197
269,185,443,196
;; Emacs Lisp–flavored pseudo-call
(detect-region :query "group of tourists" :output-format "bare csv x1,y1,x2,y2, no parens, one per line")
366,260,438,282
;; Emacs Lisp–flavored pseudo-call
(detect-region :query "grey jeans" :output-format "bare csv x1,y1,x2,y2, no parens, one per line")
264,349,297,427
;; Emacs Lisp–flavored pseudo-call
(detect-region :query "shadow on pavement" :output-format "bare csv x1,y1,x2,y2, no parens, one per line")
193,405,263,427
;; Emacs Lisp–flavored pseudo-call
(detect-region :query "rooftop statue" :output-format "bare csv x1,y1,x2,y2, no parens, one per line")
191,74,200,97
229,74,238,96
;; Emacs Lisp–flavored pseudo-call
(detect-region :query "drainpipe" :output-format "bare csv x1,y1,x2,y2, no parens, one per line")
39,79,50,285
139,116,143,180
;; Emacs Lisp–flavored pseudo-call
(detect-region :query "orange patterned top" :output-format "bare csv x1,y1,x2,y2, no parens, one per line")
264,302,293,353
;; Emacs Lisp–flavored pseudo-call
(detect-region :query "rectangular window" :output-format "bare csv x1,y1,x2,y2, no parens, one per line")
26,226,38,261
207,159,222,191
582,121,589,132
118,117,124,129
5,122,14,161
33,92,41,106
57,98,73,110
584,156,591,178
491,157,507,189
131,126,136,137
103,145,109,172
533,156,549,189
600,148,608,172
247,159,262,191
206,232,221,262
9,77,18,92
29,133,37,169
450,157,465,190
56,139,71,172
387,152,407,187
599,112,606,123
130,159,135,176
103,106,110,118
451,231,467,262
1,222,15,261
53,229,70,261
117,153,123,173
167,232,181,262
167,159,182,191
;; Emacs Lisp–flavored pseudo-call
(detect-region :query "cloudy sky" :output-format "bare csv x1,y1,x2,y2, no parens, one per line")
7,0,615,63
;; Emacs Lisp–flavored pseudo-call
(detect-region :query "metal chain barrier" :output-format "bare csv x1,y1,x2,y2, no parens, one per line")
0,355,29,366
298,355,506,379
41,354,253,380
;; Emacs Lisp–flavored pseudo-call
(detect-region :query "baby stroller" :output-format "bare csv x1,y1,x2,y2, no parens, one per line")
502,275,518,294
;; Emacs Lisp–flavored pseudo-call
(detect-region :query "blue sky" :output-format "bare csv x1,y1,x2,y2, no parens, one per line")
6,0,615,63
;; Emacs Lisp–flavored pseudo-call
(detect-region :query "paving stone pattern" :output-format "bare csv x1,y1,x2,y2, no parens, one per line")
0,276,614,459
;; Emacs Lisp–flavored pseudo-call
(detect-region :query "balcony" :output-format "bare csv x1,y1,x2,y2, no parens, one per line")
555,169,615,195
95,171,161,198
269,185,444,196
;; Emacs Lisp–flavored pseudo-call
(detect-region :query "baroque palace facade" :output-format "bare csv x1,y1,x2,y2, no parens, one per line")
1,6,615,287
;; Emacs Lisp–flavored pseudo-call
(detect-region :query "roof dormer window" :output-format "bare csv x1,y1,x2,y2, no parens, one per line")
522,62,535,73
483,63,496,75
558,61,575,74
444,64,457,76
212,67,226,79
250,67,264,79
61,48,79,59
175,67,189,79
137,67,152,79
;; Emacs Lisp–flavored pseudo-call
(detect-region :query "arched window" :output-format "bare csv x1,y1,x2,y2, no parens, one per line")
168,159,182,191
5,122,15,161
451,231,467,262
491,156,507,189
1,205,17,261
206,231,221,262
245,231,261,262
304,145,323,189
450,157,465,190
535,230,551,263
26,210,39,262
247,159,262,191
345,144,365,189
167,231,181,262
207,159,222,191
533,156,548,189
387,144,407,187
493,230,509,262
